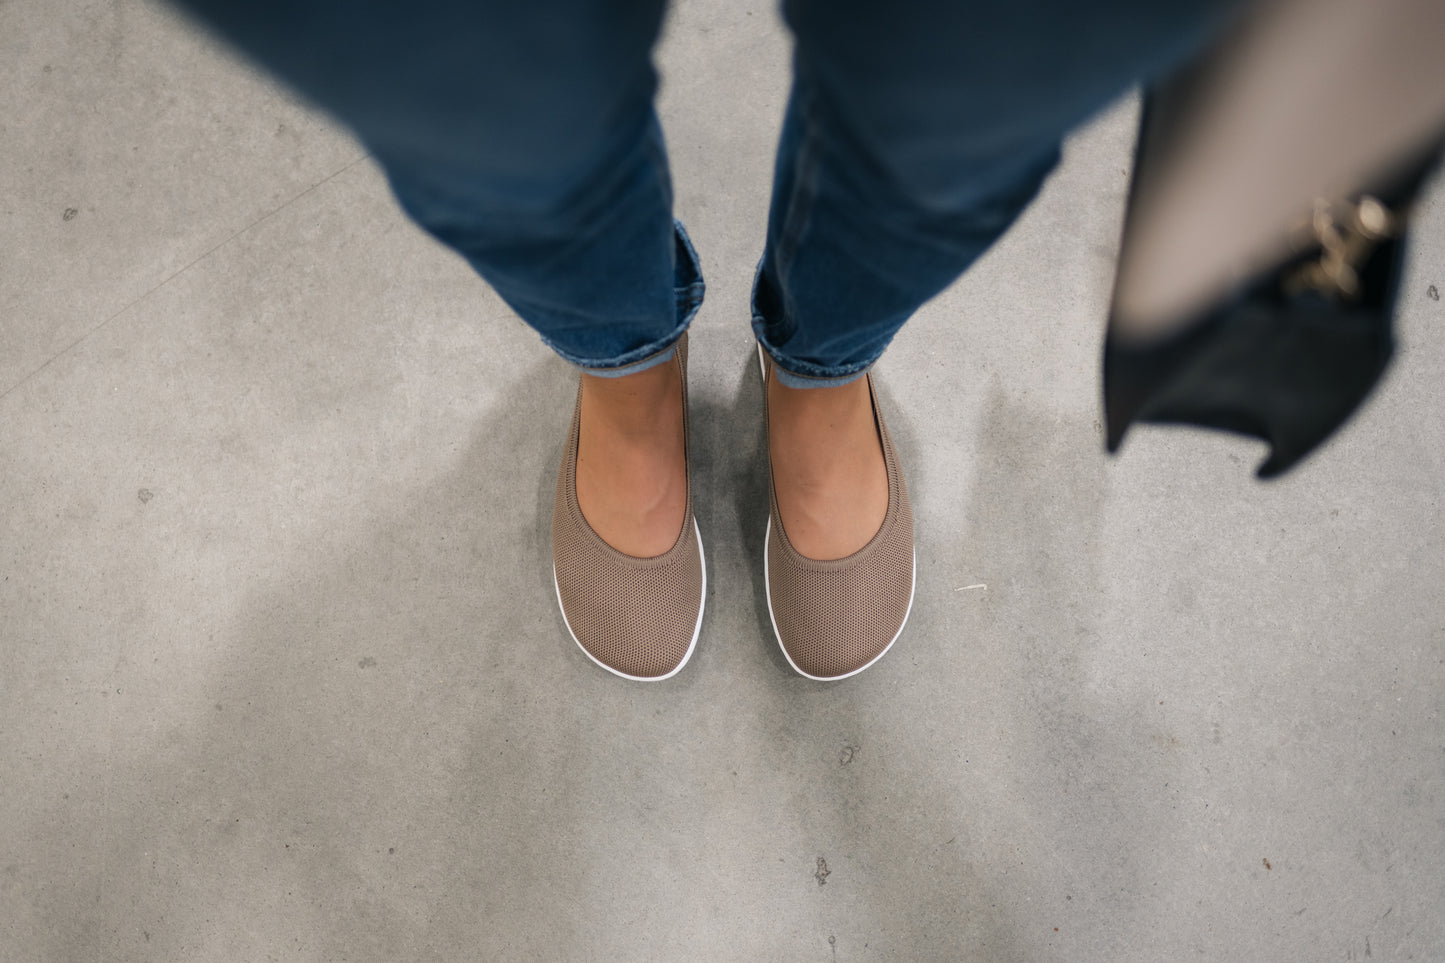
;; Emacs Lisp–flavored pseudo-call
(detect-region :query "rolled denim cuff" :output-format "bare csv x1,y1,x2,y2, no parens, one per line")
576,340,679,378
758,344,872,389
546,219,705,377
750,259,877,389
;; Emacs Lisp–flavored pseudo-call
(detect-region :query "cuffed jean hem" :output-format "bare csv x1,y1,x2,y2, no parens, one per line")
543,219,705,378
757,340,873,389
749,261,880,390
574,339,680,378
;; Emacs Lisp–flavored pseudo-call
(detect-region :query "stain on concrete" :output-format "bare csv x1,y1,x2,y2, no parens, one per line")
1263,857,1271,870
357,657,377,669
137,488,154,503
1151,731,1181,751
63,208,78,221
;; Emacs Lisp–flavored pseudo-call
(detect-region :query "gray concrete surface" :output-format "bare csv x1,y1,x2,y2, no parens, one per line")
4,1,1444,960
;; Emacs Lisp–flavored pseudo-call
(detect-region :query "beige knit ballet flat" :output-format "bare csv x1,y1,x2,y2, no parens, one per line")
551,334,705,680
759,345,915,680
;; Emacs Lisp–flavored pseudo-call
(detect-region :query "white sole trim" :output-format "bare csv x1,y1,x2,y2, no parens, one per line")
763,516,916,682
553,517,706,682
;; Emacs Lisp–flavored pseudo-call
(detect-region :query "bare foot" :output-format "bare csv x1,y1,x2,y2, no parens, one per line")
575,358,687,558
766,363,888,560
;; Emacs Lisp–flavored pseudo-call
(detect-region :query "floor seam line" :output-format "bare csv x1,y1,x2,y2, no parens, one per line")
0,152,369,405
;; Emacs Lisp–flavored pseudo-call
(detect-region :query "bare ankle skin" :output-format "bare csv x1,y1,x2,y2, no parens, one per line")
766,364,888,561
575,360,687,558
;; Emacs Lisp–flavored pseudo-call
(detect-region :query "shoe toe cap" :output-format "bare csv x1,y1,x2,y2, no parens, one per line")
766,525,914,680
554,523,704,680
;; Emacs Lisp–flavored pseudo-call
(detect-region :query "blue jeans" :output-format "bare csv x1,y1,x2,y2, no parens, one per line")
173,0,1234,387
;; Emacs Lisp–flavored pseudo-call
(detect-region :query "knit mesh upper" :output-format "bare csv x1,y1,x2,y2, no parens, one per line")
763,353,914,679
552,336,703,679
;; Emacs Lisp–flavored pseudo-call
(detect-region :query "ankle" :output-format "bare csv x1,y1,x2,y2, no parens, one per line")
768,371,877,457
582,363,682,436
574,358,688,557
766,366,887,560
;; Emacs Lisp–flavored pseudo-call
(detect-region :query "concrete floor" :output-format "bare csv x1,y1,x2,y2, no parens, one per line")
4,2,1444,960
